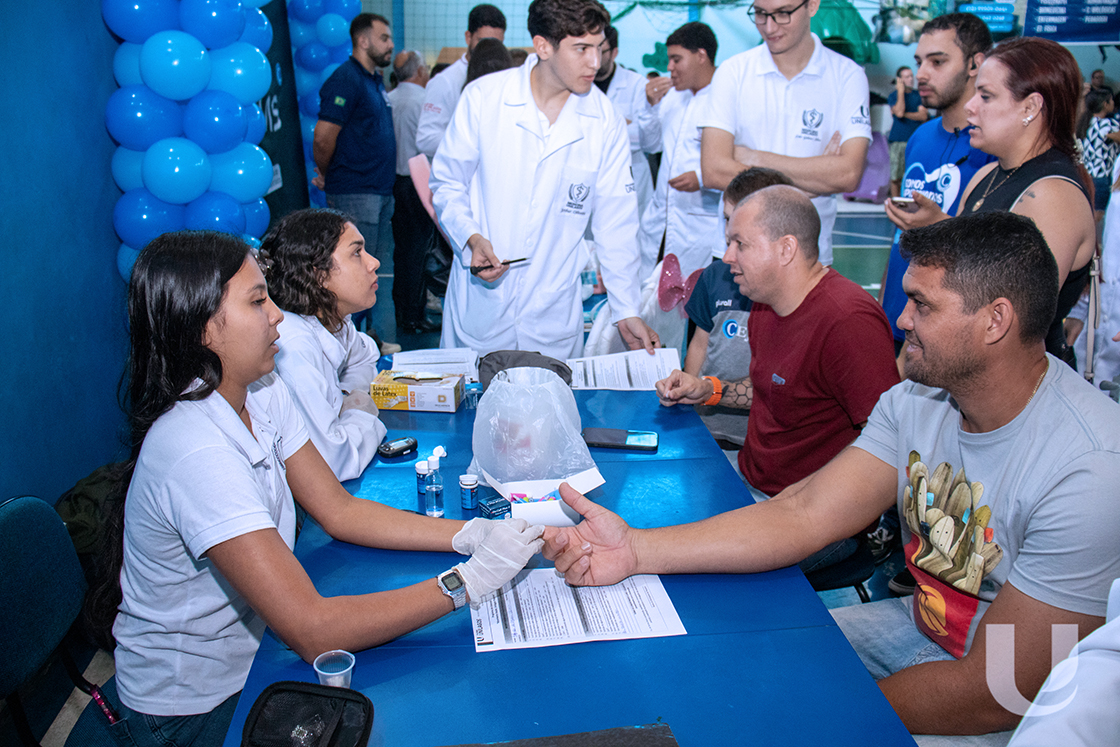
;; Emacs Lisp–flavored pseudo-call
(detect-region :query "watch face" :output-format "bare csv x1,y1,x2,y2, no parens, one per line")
443,572,464,592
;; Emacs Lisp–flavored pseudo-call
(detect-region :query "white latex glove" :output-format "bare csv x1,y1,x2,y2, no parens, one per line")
452,517,530,555
340,390,379,417
456,522,545,608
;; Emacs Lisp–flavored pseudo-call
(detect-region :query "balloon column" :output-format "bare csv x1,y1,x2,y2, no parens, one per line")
287,0,362,208
103,0,276,282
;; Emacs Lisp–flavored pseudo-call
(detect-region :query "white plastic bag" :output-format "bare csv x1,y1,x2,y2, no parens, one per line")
468,367,596,484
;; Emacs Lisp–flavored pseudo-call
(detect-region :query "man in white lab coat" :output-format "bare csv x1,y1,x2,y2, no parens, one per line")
595,25,660,212
637,21,722,282
415,4,507,159
430,0,659,359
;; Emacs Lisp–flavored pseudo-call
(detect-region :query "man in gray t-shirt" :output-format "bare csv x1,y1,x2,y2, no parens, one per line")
544,211,1120,742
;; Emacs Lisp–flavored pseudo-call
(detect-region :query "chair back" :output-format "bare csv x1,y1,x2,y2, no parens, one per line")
0,496,87,697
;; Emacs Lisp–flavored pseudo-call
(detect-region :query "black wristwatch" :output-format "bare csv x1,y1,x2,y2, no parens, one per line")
437,568,467,610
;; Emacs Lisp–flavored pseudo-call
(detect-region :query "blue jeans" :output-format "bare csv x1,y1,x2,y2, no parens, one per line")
111,692,240,747
831,598,1014,746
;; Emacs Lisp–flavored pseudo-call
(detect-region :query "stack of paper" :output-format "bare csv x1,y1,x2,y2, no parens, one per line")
391,347,479,381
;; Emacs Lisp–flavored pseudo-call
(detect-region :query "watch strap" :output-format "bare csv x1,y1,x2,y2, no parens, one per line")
702,376,722,406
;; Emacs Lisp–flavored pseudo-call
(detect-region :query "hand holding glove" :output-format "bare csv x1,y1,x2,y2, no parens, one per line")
456,521,544,608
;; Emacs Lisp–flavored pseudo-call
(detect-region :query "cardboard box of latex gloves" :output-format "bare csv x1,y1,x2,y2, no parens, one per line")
370,371,463,412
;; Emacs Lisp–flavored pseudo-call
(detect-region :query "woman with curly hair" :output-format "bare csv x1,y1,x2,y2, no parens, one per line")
262,209,386,480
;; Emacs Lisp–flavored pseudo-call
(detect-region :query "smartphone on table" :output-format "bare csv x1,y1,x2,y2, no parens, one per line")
582,428,658,452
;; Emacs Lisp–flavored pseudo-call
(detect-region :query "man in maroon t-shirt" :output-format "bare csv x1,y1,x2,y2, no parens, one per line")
656,185,899,567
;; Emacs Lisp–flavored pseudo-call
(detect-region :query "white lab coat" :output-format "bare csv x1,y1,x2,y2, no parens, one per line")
637,86,723,282
415,55,468,159
274,313,385,481
604,65,660,212
430,55,643,359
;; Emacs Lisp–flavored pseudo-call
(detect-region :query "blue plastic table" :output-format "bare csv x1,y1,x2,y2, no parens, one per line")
223,391,915,746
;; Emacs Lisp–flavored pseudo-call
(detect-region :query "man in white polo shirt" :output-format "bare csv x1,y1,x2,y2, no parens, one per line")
415,4,507,159
698,0,871,266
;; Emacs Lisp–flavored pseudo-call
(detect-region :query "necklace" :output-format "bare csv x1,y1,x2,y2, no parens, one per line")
971,164,1020,211
1024,360,1048,409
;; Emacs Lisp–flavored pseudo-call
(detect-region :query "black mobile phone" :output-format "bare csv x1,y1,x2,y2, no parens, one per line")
582,428,659,452
377,436,418,458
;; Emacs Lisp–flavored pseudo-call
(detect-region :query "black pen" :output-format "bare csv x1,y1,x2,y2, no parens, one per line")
471,258,528,275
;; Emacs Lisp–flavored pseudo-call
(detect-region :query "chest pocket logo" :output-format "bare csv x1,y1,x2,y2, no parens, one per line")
802,109,823,130
562,182,592,216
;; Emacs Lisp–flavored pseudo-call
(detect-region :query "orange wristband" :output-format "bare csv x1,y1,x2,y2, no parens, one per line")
703,376,722,406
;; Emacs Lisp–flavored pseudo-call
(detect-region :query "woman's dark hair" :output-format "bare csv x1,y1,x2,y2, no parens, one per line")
86,230,251,649
260,208,353,333
465,38,513,87
986,37,1081,161
1077,87,1114,140
527,0,610,48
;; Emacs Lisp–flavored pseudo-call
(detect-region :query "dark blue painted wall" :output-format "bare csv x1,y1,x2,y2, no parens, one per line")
0,3,130,501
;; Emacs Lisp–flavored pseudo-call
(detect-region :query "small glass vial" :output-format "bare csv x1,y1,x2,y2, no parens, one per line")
463,382,483,409
459,474,479,510
425,456,444,517
415,460,429,495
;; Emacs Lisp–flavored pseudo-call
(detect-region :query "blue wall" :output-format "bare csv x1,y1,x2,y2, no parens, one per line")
0,2,130,501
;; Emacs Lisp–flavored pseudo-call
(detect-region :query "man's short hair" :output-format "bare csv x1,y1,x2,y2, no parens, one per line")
468,4,507,33
920,13,992,60
351,13,389,43
603,25,619,50
665,22,717,63
393,51,424,82
724,167,793,205
899,212,1058,344
741,185,820,262
528,0,610,48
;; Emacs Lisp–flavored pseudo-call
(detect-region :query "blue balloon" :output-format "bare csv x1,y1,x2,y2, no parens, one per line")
244,103,267,145
143,137,213,204
289,19,316,49
243,0,270,7
113,188,186,249
117,243,142,283
295,42,330,73
242,197,271,237
298,93,319,118
289,0,325,24
113,42,144,86
105,85,184,150
180,0,246,50
102,0,179,43
239,8,273,54
328,43,351,64
242,234,263,248
325,0,361,22
140,31,211,101
183,90,247,153
316,14,349,47
210,143,273,202
185,191,247,234
319,63,341,86
294,65,320,97
208,42,272,104
111,146,146,192
300,115,317,143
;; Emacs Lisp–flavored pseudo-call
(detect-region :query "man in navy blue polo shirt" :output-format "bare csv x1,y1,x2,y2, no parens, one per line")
314,13,397,273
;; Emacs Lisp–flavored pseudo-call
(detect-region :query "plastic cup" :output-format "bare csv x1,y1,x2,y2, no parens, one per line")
313,649,355,688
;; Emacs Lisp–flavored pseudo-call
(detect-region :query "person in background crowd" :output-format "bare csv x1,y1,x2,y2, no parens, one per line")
1077,87,1120,221
887,65,929,197
465,37,513,86
416,4,507,158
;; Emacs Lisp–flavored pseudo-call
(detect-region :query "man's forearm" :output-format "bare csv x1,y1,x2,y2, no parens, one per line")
701,151,750,191
748,150,865,195
880,659,1021,736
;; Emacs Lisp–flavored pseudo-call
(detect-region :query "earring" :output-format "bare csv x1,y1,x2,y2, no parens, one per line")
1022,114,1034,126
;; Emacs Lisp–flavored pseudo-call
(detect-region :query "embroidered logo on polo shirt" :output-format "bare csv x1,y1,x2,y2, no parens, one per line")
334,96,346,107
721,318,749,340
852,104,871,126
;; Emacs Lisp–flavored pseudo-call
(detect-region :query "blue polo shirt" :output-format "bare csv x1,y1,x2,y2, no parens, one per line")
318,58,395,196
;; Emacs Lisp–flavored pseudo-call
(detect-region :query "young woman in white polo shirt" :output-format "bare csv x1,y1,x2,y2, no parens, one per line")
261,209,387,481
96,231,542,747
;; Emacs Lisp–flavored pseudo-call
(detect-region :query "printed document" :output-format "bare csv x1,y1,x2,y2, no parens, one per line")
566,348,680,390
471,569,686,652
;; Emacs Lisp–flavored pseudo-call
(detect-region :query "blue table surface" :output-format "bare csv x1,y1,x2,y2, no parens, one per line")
223,391,916,746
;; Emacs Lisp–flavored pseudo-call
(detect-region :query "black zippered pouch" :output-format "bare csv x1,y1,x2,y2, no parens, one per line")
241,681,373,747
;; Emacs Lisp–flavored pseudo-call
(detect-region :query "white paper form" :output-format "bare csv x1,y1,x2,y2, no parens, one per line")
471,569,686,652
390,347,479,381
566,348,680,390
